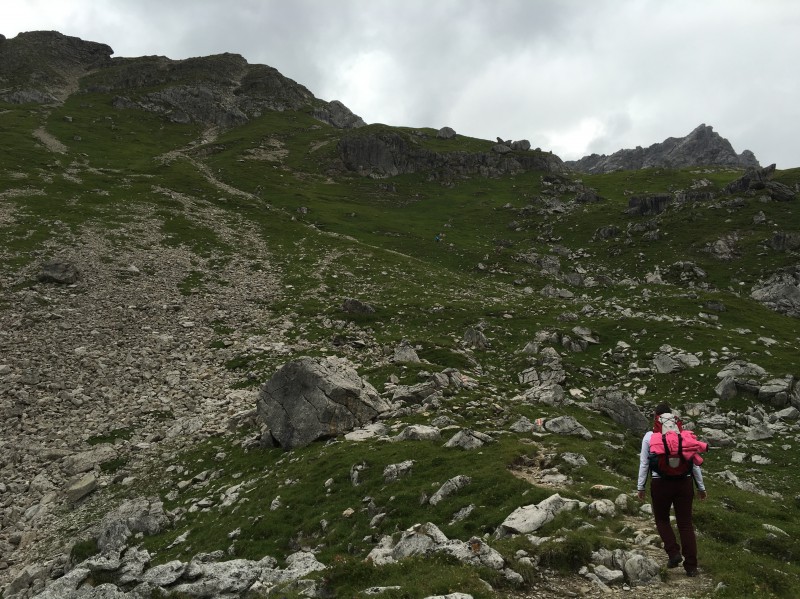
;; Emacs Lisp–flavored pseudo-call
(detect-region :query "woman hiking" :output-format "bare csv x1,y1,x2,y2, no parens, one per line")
637,402,708,577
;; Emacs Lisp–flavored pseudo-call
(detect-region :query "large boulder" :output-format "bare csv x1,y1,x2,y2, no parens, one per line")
257,357,390,449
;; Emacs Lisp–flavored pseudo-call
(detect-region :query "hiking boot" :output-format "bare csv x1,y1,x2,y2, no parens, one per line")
667,554,683,568
686,569,698,577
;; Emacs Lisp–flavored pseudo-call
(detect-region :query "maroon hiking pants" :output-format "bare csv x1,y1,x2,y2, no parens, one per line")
650,476,697,571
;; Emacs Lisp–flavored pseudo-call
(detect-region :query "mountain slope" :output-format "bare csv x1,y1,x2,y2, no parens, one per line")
2,31,800,599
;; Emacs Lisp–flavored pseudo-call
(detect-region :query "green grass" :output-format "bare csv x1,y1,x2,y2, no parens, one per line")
87,427,135,445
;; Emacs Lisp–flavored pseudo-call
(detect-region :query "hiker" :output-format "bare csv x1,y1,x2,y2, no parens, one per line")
637,402,707,577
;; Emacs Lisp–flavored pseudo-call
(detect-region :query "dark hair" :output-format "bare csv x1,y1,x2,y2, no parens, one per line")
654,402,672,415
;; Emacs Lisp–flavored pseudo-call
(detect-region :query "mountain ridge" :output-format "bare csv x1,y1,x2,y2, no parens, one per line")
567,124,759,173
0,30,365,130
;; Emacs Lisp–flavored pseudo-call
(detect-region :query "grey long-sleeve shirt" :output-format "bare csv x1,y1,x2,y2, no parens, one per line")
637,431,705,492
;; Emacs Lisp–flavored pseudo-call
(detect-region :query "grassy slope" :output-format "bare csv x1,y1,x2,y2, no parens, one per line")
2,94,800,598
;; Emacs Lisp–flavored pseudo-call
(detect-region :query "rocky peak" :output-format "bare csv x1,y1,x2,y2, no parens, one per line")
567,124,760,173
0,30,113,103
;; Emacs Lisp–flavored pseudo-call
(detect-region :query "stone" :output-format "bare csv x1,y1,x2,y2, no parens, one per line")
394,424,441,442
257,356,390,450
587,499,616,518
758,378,794,408
96,497,169,556
140,560,186,586
593,564,624,585
717,360,768,379
38,260,80,284
510,139,531,151
561,453,588,467
344,422,387,441
116,547,151,585
623,553,661,586
715,376,738,400
544,415,592,439
18,566,91,598
519,383,567,406
62,444,118,476
66,472,97,502
653,354,682,373
498,493,581,536
443,429,492,450
393,341,421,363
591,389,649,433
391,380,438,403
172,557,264,596
745,423,775,440
463,327,488,349
437,127,456,139
518,366,539,385
509,416,535,433
775,406,800,421
429,475,471,506
701,428,736,447
366,522,506,573
341,298,375,314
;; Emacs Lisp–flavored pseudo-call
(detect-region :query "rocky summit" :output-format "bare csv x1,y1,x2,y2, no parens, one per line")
567,124,759,173
1,30,800,599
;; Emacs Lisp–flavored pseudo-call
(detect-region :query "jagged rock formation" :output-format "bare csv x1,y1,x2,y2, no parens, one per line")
0,30,364,129
338,131,566,178
567,124,760,173
723,163,797,201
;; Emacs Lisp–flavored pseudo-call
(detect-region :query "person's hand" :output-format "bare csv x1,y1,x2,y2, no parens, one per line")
637,490,646,502
698,490,708,501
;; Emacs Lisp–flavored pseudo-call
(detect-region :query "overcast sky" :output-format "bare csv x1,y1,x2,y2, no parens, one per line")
5,0,800,167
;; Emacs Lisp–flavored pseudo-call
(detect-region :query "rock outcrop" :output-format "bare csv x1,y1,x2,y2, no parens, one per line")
567,124,759,173
338,131,566,179
751,265,800,318
723,164,797,201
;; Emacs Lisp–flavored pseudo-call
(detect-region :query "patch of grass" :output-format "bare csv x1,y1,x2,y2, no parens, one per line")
87,427,134,445
69,538,98,564
178,270,206,296
534,527,604,572
100,456,130,474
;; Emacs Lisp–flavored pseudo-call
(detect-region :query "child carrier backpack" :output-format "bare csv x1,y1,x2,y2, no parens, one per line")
648,412,708,479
